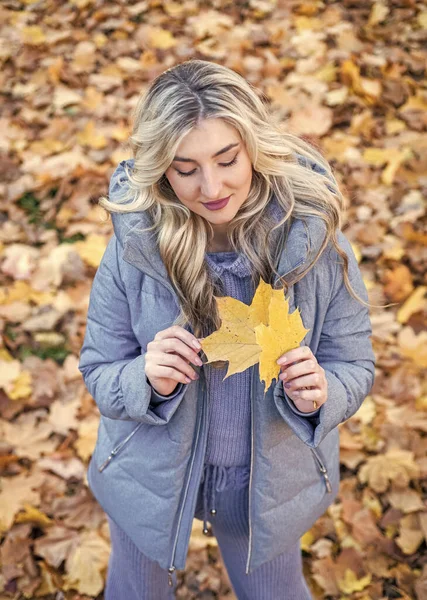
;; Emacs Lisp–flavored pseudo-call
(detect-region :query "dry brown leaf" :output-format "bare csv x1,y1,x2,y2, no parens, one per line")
358,449,420,493
396,514,424,555
0,471,45,531
75,415,99,461
1,411,57,460
33,525,80,569
62,530,110,596
50,488,105,529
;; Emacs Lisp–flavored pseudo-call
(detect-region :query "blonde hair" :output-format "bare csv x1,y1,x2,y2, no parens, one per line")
99,59,386,338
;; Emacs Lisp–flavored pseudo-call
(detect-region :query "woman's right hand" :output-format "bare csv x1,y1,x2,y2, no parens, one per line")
145,325,204,396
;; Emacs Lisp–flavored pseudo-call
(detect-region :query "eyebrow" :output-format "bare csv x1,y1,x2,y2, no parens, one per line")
173,143,240,163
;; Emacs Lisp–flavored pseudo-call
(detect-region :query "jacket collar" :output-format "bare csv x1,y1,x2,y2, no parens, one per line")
119,207,326,297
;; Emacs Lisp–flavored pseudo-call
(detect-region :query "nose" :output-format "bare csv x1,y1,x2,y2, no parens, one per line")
200,168,222,200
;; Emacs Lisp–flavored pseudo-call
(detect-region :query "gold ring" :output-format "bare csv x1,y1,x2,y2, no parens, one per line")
313,400,318,410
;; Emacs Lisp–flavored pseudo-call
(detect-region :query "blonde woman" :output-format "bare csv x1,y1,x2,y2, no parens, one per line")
79,59,375,599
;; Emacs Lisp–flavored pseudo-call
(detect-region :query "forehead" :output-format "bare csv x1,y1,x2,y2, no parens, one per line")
175,118,240,156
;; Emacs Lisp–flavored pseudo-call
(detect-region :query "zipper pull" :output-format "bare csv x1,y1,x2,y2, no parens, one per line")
168,566,176,587
323,472,332,493
98,454,113,472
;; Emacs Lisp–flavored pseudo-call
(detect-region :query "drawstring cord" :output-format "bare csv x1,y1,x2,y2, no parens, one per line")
167,464,250,585
200,464,250,534
200,464,228,535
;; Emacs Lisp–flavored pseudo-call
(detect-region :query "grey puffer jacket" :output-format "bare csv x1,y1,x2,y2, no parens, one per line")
78,157,375,583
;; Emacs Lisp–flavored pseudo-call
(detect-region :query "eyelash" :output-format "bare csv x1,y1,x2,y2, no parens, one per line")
176,155,238,178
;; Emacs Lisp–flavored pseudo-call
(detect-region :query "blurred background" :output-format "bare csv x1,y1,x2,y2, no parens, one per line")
0,0,426,598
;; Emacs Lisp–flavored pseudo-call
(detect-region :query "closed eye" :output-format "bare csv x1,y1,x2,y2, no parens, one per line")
176,154,239,178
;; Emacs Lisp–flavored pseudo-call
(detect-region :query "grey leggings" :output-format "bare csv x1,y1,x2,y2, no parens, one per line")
104,480,313,600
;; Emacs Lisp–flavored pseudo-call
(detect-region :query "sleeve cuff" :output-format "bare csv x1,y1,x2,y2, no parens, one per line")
282,383,321,418
147,377,186,405
284,396,321,418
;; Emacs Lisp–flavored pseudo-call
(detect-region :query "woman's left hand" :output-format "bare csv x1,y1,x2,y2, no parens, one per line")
276,346,327,413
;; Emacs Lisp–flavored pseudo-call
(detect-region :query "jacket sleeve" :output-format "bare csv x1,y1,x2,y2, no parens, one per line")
273,230,376,448
78,234,187,422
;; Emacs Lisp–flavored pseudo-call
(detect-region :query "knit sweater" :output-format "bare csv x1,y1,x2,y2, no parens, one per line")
203,249,255,465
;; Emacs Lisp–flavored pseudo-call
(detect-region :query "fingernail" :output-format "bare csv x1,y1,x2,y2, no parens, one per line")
285,382,291,388
192,340,202,349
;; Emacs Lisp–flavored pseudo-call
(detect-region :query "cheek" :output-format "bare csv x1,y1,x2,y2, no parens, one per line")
235,165,252,192
167,174,196,202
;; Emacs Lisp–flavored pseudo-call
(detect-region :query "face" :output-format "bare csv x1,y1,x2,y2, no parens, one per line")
165,118,253,237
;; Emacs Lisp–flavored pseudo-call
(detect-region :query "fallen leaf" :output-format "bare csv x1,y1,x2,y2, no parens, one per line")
1,411,57,460
62,530,110,596
34,525,80,569
0,471,45,531
14,504,53,527
358,449,420,493
337,569,372,594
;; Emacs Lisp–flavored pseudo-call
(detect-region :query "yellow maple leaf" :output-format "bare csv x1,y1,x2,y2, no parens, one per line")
76,121,107,149
7,370,32,400
201,278,309,392
338,569,372,594
148,28,177,50
15,503,53,526
74,234,107,268
255,292,310,393
21,25,46,45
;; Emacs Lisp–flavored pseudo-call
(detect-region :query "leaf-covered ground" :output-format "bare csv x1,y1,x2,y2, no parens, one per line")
0,0,426,598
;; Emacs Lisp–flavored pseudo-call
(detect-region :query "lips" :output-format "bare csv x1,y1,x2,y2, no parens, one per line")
202,195,231,210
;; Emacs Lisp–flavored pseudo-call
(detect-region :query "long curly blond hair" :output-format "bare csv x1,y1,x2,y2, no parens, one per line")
99,59,376,338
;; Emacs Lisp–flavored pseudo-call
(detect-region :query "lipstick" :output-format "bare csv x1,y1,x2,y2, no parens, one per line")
202,196,231,211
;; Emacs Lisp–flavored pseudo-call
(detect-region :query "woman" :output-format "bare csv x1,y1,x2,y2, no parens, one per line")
79,59,375,599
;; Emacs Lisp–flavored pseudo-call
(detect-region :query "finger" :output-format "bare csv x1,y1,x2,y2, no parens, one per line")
150,352,200,381
279,358,318,380
289,386,323,400
290,396,322,412
277,346,314,366
151,365,195,385
154,338,204,367
154,326,202,351
282,373,322,392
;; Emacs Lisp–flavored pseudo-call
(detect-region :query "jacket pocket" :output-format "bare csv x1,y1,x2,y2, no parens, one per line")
97,423,143,473
310,447,333,493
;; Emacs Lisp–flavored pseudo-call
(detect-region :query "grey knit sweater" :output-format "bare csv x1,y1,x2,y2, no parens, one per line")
203,250,255,465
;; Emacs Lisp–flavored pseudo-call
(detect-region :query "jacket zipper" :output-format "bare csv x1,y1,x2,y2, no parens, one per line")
98,423,143,473
310,448,333,493
167,376,206,587
245,365,256,574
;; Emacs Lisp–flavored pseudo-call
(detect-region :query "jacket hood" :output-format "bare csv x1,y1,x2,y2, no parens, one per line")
107,156,329,288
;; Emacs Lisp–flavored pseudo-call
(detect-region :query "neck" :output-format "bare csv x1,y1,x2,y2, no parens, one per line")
207,242,234,252
206,225,234,252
